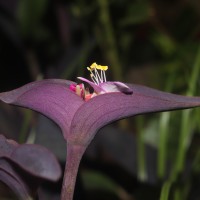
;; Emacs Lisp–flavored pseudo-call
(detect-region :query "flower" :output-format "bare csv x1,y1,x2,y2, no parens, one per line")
1,63,200,200
71,62,133,101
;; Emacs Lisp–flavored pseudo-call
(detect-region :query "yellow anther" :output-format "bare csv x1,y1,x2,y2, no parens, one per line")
88,62,108,71
90,62,98,69
86,62,108,84
96,65,108,71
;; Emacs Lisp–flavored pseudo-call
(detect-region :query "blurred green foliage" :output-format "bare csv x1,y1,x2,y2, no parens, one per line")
18,0,48,38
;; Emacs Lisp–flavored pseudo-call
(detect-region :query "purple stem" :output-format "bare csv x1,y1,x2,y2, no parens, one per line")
61,143,86,200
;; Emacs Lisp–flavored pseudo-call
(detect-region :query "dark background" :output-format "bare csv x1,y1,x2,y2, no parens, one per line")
1,0,200,199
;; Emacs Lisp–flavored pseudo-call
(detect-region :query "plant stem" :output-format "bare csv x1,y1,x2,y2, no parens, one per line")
159,180,172,200
157,74,175,179
157,112,170,179
61,143,86,200
136,116,147,182
19,109,33,143
174,46,200,176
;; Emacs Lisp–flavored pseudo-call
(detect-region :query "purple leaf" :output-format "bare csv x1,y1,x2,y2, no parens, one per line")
0,158,31,199
70,83,200,145
0,79,84,138
10,144,61,181
0,134,62,199
0,135,18,157
1,80,200,145
1,79,200,200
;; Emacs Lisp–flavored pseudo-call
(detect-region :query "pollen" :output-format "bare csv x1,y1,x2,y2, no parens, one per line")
96,65,108,71
90,62,98,70
87,62,108,84
88,62,108,71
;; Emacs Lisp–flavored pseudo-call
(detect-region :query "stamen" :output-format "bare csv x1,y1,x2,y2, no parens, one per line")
90,62,98,69
100,70,103,82
103,70,106,82
90,74,98,85
96,65,108,82
87,67,99,84
96,65,108,71
87,62,108,84
102,66,108,71
94,68,102,83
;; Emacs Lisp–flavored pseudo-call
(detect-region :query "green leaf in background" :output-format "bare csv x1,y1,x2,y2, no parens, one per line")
119,1,150,27
17,0,48,37
152,32,176,58
81,169,131,199
82,170,118,194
